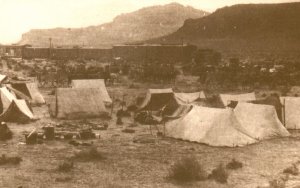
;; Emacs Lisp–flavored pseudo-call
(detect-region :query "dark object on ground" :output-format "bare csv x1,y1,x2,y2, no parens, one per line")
25,129,37,144
73,147,106,161
69,140,80,146
81,142,93,146
133,134,156,144
43,126,55,140
64,133,73,140
116,117,123,125
134,112,160,125
283,164,299,175
127,105,137,112
79,129,96,139
58,161,74,172
0,154,22,165
55,176,72,182
168,156,207,182
122,128,135,133
91,122,108,130
226,159,243,170
0,122,13,141
208,164,228,184
157,132,164,137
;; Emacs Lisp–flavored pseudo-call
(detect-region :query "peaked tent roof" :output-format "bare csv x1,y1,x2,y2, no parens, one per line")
138,88,180,111
234,102,290,140
220,92,256,106
280,97,300,129
0,87,16,111
71,79,112,104
54,88,108,119
0,74,8,83
175,91,206,103
166,105,257,147
9,82,45,105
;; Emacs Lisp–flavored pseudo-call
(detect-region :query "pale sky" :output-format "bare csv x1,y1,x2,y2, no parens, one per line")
0,0,298,44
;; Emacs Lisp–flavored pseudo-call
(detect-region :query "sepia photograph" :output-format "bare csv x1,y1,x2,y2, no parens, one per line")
1,0,300,187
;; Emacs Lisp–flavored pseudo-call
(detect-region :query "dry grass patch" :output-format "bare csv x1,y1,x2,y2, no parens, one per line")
72,147,106,161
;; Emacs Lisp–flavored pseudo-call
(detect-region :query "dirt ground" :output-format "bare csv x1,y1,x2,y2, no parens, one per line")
1,82,300,188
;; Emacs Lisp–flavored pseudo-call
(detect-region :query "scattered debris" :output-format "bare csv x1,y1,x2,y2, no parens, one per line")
43,125,55,140
79,129,96,139
122,128,135,133
25,129,38,144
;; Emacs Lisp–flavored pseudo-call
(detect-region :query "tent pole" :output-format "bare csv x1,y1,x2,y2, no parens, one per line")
283,98,286,127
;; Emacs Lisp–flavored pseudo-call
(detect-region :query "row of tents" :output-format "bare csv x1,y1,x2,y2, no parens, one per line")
135,88,300,147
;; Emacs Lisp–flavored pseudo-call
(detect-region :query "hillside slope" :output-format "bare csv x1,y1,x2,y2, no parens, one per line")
153,3,300,57
19,3,208,47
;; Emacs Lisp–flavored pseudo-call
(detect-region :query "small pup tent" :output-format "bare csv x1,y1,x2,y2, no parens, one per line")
280,97,300,129
166,105,257,147
175,91,206,103
220,92,256,106
0,87,34,122
53,88,108,119
71,79,112,104
138,88,180,111
234,102,290,140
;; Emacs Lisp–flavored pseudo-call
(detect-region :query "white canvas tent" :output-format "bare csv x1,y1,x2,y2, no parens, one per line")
166,105,257,147
234,102,290,140
0,74,7,83
0,87,34,122
71,79,112,104
54,88,108,119
280,97,300,129
220,92,256,106
175,91,206,103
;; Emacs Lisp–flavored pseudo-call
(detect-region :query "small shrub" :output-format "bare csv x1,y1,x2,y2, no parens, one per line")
226,159,243,170
73,147,106,161
283,164,299,175
58,161,74,172
208,164,228,184
0,154,22,165
168,157,207,182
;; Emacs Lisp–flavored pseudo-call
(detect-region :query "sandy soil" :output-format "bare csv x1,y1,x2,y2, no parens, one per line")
0,83,300,188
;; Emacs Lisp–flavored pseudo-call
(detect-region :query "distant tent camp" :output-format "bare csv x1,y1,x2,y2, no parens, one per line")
280,97,300,129
175,91,206,103
0,87,34,122
53,88,108,119
234,102,290,140
166,106,257,147
138,88,180,111
8,82,45,105
71,79,112,104
220,92,256,106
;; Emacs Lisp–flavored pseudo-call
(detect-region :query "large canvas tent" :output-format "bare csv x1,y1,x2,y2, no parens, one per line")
0,87,16,111
220,92,256,106
53,88,108,119
175,91,206,104
166,106,257,147
234,102,290,140
280,97,300,129
138,88,180,111
71,79,112,104
8,82,45,105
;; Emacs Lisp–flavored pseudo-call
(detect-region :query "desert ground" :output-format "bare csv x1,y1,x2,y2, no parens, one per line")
0,78,299,188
